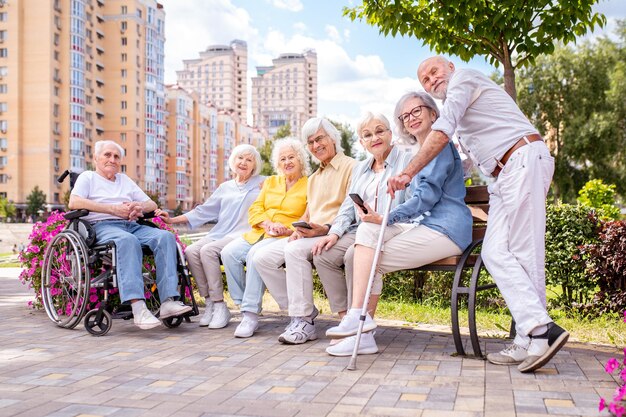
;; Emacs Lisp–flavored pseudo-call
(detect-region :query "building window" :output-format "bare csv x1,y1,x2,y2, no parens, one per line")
121,117,127,125
121,101,127,109
121,37,127,46
121,53,127,62
0,49,7,58
121,5,127,14
121,21,127,31
121,85,127,94
121,69,127,78
0,13,7,22
0,156,7,167
0,84,6,94
0,102,7,112
0,138,6,150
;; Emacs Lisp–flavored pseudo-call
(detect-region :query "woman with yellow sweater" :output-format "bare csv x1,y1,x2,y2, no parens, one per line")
221,137,309,338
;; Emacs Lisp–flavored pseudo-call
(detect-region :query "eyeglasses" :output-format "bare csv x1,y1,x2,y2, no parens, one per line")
307,134,328,146
361,128,389,142
398,105,430,124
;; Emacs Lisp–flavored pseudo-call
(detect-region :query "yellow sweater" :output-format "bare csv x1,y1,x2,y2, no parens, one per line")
243,175,308,244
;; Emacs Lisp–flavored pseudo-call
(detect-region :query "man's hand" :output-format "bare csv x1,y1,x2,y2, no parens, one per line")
288,230,302,242
295,222,328,238
357,203,382,224
124,202,144,221
311,234,339,256
387,173,412,198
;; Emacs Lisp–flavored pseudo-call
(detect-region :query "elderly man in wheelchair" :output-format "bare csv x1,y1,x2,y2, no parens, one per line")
61,140,193,331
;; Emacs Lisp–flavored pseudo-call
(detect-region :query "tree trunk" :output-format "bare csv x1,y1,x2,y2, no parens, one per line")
503,59,517,102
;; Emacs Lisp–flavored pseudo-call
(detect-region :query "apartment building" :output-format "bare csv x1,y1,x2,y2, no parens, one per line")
176,40,247,122
0,0,166,213
251,49,317,139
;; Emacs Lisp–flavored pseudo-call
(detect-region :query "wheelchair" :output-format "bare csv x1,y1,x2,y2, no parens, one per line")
40,170,199,336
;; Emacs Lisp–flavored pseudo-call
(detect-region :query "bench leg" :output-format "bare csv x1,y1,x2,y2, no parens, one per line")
468,255,485,358
451,269,466,356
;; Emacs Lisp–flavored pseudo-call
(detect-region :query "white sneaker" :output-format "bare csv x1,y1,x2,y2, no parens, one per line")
486,344,528,365
325,309,376,338
326,332,378,357
133,307,161,330
278,317,317,344
234,313,259,338
208,302,231,329
518,323,569,373
199,301,214,327
160,299,192,320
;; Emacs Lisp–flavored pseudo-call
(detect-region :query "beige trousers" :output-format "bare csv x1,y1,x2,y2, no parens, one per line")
312,232,356,313
184,234,234,301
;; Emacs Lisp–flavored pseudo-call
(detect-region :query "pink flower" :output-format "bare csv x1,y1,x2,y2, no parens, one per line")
606,358,620,373
615,385,626,402
623,310,626,323
599,398,606,411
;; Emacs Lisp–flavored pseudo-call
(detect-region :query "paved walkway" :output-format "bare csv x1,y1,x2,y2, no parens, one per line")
0,268,619,417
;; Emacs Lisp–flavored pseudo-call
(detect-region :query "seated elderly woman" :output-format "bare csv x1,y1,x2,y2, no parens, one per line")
324,91,473,356
69,140,192,330
221,137,309,338
155,144,264,329
311,111,414,335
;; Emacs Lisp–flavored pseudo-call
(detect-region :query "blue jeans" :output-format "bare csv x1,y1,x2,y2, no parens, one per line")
93,220,179,304
220,236,279,314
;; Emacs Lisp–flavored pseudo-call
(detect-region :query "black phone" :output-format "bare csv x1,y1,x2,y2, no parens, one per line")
292,221,313,229
349,193,368,214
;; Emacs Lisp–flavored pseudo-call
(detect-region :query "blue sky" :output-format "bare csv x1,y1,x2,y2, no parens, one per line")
159,0,624,131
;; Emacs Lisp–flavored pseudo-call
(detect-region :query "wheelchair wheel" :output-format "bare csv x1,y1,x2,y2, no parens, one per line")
41,230,90,329
84,309,112,336
162,316,183,328
142,272,161,316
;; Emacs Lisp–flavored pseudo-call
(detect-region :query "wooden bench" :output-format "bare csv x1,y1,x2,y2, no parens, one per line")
409,185,512,358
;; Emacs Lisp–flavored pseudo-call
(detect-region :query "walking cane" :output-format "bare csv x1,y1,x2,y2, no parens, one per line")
347,196,394,371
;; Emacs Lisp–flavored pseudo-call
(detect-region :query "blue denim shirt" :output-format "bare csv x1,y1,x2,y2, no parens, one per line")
329,146,413,238
388,142,472,251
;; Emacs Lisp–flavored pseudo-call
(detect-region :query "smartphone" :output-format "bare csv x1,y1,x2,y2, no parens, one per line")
349,193,368,214
292,221,313,229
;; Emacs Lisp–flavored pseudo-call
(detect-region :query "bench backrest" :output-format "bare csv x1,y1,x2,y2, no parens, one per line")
464,185,489,241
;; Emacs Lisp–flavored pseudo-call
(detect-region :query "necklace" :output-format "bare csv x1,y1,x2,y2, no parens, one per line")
235,178,249,191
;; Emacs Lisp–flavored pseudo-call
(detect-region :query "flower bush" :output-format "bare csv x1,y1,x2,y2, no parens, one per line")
19,212,189,311
599,311,626,417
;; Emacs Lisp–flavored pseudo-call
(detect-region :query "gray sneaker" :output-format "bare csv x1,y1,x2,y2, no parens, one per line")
487,344,528,365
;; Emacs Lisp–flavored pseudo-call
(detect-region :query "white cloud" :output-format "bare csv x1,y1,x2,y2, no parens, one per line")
325,25,342,43
292,22,307,33
267,0,303,12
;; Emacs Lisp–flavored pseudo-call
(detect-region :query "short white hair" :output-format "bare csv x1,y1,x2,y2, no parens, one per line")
94,140,125,158
300,117,343,163
228,144,262,176
271,137,311,177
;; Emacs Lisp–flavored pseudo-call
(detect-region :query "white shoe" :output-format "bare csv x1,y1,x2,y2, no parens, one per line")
209,302,231,329
518,323,569,373
234,313,259,338
133,307,161,330
160,299,192,320
325,309,376,338
326,332,378,357
278,317,317,344
487,344,528,365
199,301,214,327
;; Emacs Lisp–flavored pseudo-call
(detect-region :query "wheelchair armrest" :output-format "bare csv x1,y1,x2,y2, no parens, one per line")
142,210,156,219
64,209,90,220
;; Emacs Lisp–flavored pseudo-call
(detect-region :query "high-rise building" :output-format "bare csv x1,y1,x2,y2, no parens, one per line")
0,0,167,214
251,49,317,139
176,40,247,122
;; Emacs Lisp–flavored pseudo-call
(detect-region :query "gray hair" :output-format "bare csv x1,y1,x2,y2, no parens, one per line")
94,140,125,158
393,91,440,145
271,137,311,177
300,117,343,163
228,144,262,176
356,112,392,139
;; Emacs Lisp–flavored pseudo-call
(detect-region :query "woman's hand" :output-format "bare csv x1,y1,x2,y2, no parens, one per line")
357,202,382,224
155,208,172,224
311,234,339,256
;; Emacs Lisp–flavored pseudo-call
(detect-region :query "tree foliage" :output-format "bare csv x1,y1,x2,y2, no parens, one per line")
0,195,16,219
577,179,621,220
344,0,605,100
517,22,626,201
329,119,356,159
25,186,47,217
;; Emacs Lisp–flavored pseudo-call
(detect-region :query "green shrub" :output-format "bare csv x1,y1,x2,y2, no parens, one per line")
577,179,621,220
545,202,601,310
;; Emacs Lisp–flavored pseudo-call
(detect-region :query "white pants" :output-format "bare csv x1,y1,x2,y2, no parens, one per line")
481,141,554,347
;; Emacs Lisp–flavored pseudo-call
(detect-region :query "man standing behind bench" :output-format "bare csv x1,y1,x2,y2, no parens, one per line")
388,56,568,373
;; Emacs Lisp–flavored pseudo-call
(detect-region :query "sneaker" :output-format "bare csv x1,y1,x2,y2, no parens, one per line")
199,301,214,327
234,313,259,338
325,309,376,339
278,317,317,344
518,323,569,373
487,344,528,365
326,332,378,357
208,302,231,329
160,299,193,320
133,307,161,330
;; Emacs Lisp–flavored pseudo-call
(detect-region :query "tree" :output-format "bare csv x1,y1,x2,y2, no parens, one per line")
344,0,605,100
329,119,356,159
26,186,47,217
145,190,161,206
0,196,16,220
516,23,626,201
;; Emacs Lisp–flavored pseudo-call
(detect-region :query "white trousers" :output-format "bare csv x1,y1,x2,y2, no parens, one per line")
481,141,554,346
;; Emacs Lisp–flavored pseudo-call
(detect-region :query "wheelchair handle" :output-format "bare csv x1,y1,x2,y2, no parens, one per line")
57,170,71,183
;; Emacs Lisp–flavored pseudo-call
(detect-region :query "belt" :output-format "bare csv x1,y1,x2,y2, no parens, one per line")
491,133,543,177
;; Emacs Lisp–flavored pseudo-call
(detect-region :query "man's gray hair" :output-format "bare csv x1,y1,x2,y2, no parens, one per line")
94,140,125,157
300,117,343,163
271,137,311,177
393,91,440,145
228,144,262,176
